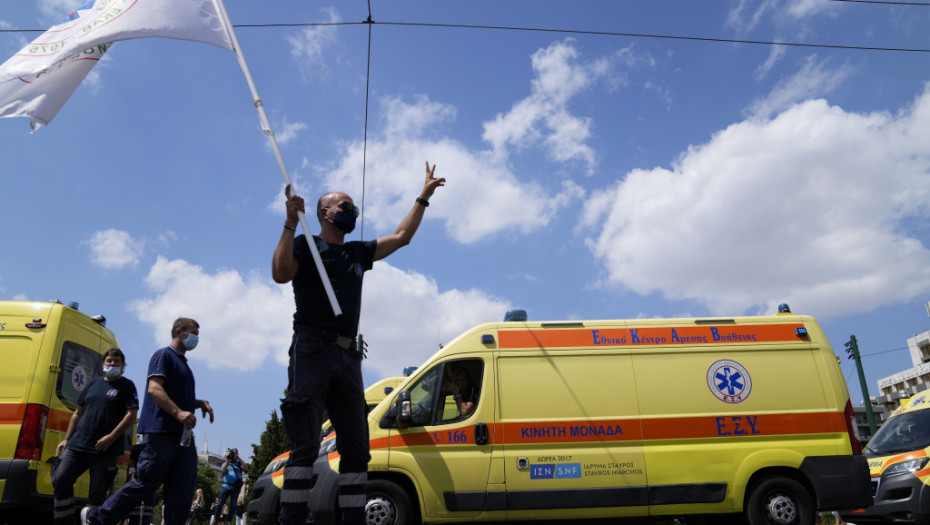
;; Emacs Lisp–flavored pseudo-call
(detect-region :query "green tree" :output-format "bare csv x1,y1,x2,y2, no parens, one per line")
249,409,291,479
195,461,220,508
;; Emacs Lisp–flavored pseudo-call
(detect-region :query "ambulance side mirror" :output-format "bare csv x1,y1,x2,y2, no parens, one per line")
397,391,412,428
379,403,398,429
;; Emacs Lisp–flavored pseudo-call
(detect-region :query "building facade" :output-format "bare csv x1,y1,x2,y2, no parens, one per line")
876,328,930,419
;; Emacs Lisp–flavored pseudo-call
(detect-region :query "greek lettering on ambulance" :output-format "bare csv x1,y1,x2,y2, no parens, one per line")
716,416,759,436
521,424,623,439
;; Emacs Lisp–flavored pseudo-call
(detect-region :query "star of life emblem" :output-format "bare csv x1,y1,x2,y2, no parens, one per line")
707,359,752,404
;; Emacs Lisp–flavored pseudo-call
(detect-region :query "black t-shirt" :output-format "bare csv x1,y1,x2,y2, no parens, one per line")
292,234,376,337
70,376,139,456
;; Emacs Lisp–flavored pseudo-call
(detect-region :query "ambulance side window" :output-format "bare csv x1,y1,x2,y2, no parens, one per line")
408,366,442,427
56,341,103,409
439,359,483,423
405,359,484,426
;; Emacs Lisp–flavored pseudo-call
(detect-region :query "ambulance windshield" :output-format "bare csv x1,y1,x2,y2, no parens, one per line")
865,409,930,456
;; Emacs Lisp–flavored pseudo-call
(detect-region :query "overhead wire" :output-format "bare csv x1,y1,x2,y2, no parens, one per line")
360,4,373,243
364,21,930,54
826,0,930,5
356,0,375,385
4,20,930,54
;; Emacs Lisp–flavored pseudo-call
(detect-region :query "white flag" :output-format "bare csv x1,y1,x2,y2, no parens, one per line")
0,0,234,131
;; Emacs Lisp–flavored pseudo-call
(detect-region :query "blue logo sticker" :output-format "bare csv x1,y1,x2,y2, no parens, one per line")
530,464,554,479
72,365,88,392
555,463,582,479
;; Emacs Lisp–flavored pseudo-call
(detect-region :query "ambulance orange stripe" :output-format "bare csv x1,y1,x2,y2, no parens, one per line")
876,448,928,474
348,411,847,458
500,420,642,443
0,403,26,424
641,412,843,440
0,404,105,431
48,407,72,431
499,324,806,349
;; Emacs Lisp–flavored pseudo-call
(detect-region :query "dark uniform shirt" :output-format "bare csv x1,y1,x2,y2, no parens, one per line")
70,376,138,456
292,234,376,337
137,346,196,435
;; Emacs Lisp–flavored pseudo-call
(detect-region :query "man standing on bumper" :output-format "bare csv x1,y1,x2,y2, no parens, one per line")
272,161,444,525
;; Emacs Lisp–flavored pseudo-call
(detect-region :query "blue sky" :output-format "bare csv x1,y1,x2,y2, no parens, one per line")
2,0,930,458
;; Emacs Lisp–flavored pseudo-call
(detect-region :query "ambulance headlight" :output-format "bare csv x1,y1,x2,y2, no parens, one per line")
883,458,929,477
318,438,337,458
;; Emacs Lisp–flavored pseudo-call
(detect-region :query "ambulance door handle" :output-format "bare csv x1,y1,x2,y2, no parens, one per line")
474,423,489,445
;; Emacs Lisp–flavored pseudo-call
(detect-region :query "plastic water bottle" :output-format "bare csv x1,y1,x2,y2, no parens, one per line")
180,426,193,447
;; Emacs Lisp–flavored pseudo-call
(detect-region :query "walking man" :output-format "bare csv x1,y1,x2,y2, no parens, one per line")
53,349,138,524
272,161,444,524
83,318,214,525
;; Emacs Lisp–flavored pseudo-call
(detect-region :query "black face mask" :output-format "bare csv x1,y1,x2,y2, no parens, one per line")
331,210,357,233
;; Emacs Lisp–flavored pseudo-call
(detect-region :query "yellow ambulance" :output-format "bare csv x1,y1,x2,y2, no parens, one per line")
0,300,133,517
309,306,872,525
841,394,930,523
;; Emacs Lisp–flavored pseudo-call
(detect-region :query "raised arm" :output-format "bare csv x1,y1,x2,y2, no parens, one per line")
272,185,304,283
373,161,445,261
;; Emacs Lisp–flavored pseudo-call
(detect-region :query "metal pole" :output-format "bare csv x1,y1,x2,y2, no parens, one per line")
211,0,341,316
849,335,877,435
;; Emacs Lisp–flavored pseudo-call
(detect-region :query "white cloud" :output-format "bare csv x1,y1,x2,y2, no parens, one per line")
287,7,340,76
754,46,786,80
37,0,81,22
748,56,852,118
127,257,510,375
278,39,633,243
727,0,836,34
482,39,604,174
275,116,309,146
318,96,585,244
727,0,777,34
785,0,834,19
359,264,512,378
581,85,930,318
156,231,178,246
128,257,293,371
84,229,144,269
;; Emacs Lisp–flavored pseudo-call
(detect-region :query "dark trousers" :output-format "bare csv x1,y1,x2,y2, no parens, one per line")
213,485,238,520
279,327,370,525
87,433,197,525
52,448,118,524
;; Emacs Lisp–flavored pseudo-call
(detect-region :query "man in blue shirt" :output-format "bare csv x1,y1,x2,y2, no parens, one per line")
210,448,248,525
53,348,138,525
84,318,214,525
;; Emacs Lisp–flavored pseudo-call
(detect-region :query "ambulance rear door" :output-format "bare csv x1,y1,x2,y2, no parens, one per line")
496,323,648,520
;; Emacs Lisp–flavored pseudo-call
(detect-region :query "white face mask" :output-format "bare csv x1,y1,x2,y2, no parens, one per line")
103,365,123,379
183,333,199,351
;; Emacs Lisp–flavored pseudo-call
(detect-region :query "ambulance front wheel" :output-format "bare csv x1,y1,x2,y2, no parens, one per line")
365,479,415,525
746,476,815,525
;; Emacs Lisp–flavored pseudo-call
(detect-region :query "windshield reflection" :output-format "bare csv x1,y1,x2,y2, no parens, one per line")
865,410,930,456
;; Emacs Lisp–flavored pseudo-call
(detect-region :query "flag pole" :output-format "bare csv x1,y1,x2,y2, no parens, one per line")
212,0,341,317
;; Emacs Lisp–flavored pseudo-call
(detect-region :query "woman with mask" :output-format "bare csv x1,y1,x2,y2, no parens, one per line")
53,348,139,525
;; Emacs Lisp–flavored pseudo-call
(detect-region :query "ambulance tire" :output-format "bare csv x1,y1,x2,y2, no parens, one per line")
365,479,415,525
746,476,815,525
